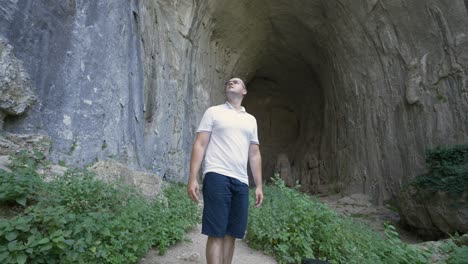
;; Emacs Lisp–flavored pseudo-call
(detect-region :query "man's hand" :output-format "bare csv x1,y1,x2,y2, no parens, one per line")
187,180,200,203
255,187,263,208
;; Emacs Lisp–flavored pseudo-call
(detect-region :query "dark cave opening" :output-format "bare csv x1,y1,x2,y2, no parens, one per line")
243,62,325,193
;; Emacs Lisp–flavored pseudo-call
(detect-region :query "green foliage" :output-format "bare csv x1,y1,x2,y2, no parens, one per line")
101,140,107,150
436,94,447,102
0,152,200,264
246,177,431,264
0,150,46,207
447,246,468,264
437,234,468,264
67,140,78,155
412,143,468,196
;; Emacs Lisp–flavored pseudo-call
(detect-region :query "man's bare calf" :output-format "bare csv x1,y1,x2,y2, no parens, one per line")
206,235,236,264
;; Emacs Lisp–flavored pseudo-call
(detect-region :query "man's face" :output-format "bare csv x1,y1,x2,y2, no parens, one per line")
225,78,247,97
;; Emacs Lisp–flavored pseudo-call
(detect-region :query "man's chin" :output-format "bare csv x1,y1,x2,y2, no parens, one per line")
226,92,242,99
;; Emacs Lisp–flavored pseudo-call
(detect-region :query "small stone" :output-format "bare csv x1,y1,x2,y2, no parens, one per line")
177,252,200,261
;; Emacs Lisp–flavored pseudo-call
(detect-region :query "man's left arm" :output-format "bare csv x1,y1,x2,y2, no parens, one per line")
249,144,263,207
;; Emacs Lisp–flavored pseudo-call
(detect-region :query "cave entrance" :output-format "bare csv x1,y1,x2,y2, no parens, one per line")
211,0,340,194
243,57,324,193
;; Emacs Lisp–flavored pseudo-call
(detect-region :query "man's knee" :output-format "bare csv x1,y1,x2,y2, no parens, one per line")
207,236,224,245
223,235,235,242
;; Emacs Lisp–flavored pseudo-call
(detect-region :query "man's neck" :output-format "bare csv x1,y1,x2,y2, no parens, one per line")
226,98,243,111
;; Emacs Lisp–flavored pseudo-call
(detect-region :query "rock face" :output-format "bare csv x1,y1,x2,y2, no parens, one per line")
0,36,35,128
0,0,467,203
274,153,294,187
0,133,51,156
90,160,163,199
399,186,468,239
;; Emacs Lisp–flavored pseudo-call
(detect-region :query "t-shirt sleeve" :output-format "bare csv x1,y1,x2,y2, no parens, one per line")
197,107,214,132
250,118,259,144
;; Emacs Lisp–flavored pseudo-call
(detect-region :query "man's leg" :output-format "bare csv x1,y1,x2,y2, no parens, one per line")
203,173,232,264
206,236,224,264
222,235,236,264
223,178,248,264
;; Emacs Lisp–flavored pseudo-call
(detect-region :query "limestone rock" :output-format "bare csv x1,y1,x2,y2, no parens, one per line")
399,185,468,239
177,252,201,262
318,193,417,242
405,55,428,104
0,133,51,156
0,155,10,172
47,164,68,176
274,153,294,187
331,193,377,216
0,36,35,125
90,160,164,199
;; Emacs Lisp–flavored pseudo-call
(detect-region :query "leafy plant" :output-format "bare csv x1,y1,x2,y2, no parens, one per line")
246,176,431,264
447,246,468,264
0,152,200,264
0,150,46,207
411,143,468,197
438,234,468,264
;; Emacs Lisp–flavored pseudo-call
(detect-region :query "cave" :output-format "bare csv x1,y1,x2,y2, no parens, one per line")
0,0,466,206
242,44,324,193
209,0,388,196
200,0,467,202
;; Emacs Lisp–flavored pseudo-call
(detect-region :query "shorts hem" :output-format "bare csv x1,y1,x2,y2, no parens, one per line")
201,230,226,238
226,232,244,239
201,231,244,239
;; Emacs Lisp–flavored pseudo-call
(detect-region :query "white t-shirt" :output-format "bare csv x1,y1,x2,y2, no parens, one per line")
197,102,259,185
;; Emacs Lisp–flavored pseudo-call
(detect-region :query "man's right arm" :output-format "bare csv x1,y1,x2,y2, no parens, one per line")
187,131,211,203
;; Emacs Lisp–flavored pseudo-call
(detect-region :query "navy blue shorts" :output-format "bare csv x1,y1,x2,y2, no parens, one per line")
202,172,249,239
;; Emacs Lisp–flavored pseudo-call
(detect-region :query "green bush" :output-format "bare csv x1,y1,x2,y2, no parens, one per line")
447,246,468,264
0,150,46,207
0,152,200,264
246,177,431,264
412,143,468,196
438,234,468,264
426,144,468,169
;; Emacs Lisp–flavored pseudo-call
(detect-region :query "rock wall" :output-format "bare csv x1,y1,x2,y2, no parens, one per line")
316,0,468,202
0,0,229,181
0,0,467,203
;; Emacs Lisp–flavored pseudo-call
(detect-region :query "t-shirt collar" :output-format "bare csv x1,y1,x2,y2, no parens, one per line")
225,101,246,113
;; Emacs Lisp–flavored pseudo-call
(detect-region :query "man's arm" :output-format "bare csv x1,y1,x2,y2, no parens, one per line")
187,132,211,203
249,144,263,207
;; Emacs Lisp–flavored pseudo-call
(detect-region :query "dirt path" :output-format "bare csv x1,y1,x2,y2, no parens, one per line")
139,224,277,264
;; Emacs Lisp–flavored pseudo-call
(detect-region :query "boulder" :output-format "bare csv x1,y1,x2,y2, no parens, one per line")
90,160,164,199
0,155,10,172
399,185,468,239
274,153,294,187
0,36,36,128
0,133,51,156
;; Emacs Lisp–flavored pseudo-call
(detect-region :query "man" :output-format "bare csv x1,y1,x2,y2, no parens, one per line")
187,77,263,264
